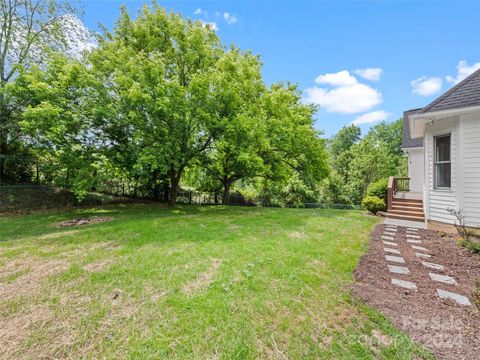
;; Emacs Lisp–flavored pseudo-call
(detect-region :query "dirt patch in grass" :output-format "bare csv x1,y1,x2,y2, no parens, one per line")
57,216,113,227
182,258,222,295
354,224,480,360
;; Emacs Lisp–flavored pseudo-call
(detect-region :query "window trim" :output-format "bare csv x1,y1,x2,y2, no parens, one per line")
434,134,451,190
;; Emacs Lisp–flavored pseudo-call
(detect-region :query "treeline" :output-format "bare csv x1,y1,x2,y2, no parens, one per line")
322,120,406,207
1,1,404,208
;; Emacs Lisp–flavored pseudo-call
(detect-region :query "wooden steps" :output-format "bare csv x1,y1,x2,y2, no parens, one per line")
387,198,424,222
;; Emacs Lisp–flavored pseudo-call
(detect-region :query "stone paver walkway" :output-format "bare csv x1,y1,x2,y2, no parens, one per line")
379,224,472,306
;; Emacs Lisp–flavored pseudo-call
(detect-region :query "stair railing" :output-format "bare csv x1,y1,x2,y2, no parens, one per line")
387,177,411,210
395,177,410,192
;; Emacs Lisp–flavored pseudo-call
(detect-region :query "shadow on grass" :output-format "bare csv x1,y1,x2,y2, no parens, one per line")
0,203,363,245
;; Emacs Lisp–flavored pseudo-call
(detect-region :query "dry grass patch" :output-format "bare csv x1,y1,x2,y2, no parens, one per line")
289,230,305,240
83,259,114,273
0,257,69,302
0,304,53,359
183,258,222,295
38,229,80,240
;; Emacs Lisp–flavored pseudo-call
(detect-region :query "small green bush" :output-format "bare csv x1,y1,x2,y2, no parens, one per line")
366,178,389,203
460,239,480,254
362,195,386,215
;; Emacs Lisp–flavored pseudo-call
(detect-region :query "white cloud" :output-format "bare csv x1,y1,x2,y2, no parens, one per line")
194,8,208,17
304,83,382,114
446,60,480,84
315,70,358,87
200,20,218,32
411,76,442,96
223,12,238,24
354,68,382,81
352,110,390,125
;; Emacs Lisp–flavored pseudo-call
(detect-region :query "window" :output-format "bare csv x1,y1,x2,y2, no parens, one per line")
434,134,451,189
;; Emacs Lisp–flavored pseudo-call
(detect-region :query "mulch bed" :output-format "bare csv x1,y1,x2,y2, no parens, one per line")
354,224,480,360
57,216,113,227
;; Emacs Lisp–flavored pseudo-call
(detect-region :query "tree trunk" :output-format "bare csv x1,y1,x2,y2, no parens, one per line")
168,167,183,206
222,177,234,205
169,180,178,206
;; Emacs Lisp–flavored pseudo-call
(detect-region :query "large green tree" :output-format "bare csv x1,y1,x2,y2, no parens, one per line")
0,0,75,182
202,48,267,204
327,124,360,182
91,4,223,205
15,54,101,197
346,119,405,202
263,83,329,187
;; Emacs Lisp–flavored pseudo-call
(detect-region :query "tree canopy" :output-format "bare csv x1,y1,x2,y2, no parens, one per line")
8,2,331,206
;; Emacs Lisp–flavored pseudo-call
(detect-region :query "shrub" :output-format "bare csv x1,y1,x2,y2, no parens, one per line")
366,178,389,203
362,195,386,215
460,239,480,254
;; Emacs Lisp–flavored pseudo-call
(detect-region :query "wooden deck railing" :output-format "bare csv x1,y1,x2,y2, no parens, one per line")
387,176,410,210
395,177,410,192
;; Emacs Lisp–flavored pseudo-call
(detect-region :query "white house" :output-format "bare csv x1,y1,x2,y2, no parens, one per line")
387,68,480,230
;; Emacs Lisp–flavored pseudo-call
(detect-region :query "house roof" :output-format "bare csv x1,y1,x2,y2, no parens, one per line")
404,68,480,142
419,68,480,114
402,109,423,148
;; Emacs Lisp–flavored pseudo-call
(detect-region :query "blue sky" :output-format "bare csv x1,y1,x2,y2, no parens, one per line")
80,1,480,137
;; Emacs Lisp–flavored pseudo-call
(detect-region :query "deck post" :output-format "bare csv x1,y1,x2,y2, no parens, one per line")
387,176,395,211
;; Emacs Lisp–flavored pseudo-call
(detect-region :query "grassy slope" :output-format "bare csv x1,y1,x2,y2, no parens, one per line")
0,205,432,359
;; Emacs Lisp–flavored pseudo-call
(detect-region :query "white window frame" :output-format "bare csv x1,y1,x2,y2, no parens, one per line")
434,134,451,189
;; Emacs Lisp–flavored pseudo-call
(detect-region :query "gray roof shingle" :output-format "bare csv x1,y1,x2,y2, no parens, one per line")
402,109,423,148
419,68,480,114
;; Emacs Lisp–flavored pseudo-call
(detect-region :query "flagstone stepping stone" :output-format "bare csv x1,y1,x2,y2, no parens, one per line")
391,278,417,290
416,252,431,259
382,241,397,246
411,245,428,252
406,234,420,239
384,232,396,237
385,228,397,232
437,289,471,305
386,255,405,264
384,247,401,254
388,265,410,275
407,239,422,244
382,235,395,241
429,273,457,285
421,261,445,271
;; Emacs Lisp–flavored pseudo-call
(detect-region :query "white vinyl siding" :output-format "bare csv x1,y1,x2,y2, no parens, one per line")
407,147,424,193
458,111,480,227
424,116,458,224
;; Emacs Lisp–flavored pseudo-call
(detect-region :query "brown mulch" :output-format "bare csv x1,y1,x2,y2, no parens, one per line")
354,224,480,360
57,216,113,227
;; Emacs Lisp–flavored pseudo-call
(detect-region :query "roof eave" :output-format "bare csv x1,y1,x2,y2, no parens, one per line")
409,105,480,138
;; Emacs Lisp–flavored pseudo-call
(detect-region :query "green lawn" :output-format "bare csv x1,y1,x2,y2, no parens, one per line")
0,204,432,359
